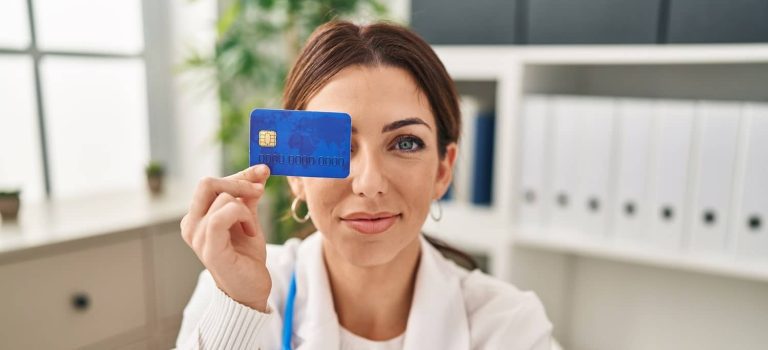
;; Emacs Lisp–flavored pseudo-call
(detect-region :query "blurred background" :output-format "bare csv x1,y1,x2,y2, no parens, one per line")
1,0,767,349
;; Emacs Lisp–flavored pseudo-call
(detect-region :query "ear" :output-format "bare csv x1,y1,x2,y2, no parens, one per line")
433,143,458,200
286,176,306,199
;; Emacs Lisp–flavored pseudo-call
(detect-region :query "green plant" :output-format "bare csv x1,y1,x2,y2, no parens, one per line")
145,161,165,177
184,0,390,243
0,189,21,197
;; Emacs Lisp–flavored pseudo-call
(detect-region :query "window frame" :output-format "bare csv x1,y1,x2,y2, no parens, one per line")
0,0,167,199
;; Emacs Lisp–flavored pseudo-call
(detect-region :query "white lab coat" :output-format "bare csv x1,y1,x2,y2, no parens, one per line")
175,232,552,349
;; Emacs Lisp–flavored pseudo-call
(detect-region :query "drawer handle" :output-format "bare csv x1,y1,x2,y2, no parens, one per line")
72,293,90,311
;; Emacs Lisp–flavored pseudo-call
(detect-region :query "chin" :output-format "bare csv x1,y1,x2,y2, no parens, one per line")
337,238,400,267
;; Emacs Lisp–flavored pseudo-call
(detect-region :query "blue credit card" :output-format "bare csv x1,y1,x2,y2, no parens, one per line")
249,108,351,178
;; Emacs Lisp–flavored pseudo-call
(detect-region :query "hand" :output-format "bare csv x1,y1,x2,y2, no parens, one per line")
180,164,272,312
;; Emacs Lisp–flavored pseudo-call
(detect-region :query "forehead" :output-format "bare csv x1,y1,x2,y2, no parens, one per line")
304,65,435,129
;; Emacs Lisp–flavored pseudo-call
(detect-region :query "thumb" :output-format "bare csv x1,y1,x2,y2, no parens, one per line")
228,164,271,184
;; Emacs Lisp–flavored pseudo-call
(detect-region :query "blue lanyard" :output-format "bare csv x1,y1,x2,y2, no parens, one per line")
282,270,297,350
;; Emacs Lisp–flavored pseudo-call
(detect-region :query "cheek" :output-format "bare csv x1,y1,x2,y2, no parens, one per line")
303,179,346,223
385,157,439,214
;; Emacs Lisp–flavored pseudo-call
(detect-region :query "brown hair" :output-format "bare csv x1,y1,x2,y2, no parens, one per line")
283,20,477,270
283,20,460,158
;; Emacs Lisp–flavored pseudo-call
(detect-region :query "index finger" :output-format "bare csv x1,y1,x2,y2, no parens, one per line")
188,177,264,220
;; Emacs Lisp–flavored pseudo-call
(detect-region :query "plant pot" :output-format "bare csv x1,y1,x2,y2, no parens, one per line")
147,174,164,195
0,194,20,221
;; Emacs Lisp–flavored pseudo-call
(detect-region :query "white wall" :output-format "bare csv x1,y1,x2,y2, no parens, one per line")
141,0,221,185
169,0,222,181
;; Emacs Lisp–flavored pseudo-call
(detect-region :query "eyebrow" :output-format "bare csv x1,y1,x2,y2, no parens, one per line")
351,117,432,134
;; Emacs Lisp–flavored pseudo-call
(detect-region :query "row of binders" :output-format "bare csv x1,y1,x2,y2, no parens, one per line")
518,95,768,261
445,95,495,205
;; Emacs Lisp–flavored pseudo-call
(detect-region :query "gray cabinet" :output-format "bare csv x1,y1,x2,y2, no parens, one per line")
526,0,662,44
0,237,147,349
410,0,520,44
410,0,768,45
666,0,768,43
0,221,204,350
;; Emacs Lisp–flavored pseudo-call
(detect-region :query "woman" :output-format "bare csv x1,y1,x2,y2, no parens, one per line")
176,20,552,350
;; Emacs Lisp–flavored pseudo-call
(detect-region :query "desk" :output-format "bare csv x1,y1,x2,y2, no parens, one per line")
0,183,202,349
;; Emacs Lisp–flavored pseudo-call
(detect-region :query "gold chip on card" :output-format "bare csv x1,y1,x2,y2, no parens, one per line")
258,130,277,147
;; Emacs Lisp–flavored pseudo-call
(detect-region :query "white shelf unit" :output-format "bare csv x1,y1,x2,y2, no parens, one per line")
426,43,768,283
425,45,768,350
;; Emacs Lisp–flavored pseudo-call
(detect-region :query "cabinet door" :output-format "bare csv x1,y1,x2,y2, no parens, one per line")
151,221,204,326
0,237,147,349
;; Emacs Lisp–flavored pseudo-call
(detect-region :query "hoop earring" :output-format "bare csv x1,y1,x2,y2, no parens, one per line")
430,200,443,221
291,197,311,223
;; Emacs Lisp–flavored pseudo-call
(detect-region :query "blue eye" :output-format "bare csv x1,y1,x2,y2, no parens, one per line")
393,135,424,152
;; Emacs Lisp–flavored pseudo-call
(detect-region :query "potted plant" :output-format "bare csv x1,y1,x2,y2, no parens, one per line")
0,189,21,221
145,161,165,195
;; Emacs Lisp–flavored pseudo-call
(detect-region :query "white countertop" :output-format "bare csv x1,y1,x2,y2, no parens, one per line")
0,182,194,257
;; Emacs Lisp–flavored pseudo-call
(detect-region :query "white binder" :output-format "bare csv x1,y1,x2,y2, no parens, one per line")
455,95,479,203
574,96,615,237
733,103,768,259
647,100,695,250
546,95,581,233
518,95,550,231
613,98,654,243
687,101,742,255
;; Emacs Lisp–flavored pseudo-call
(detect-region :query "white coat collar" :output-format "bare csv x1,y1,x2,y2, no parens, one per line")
291,231,470,349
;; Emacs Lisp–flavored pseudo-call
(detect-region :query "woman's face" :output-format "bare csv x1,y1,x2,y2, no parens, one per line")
287,65,457,267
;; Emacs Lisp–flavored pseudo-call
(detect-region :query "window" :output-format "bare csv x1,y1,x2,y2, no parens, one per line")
0,0,150,201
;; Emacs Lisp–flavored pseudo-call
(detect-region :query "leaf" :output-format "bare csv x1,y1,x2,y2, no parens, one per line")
217,1,242,36
257,0,275,10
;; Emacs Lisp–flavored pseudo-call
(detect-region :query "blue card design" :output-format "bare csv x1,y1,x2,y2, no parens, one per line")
250,108,351,178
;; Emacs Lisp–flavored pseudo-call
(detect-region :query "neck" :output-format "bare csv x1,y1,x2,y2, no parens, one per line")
322,236,422,341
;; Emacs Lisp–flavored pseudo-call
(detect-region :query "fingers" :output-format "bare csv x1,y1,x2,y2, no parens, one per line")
207,191,237,215
188,176,264,220
181,165,271,255
205,192,257,238
183,192,245,247
206,192,254,238
203,201,259,262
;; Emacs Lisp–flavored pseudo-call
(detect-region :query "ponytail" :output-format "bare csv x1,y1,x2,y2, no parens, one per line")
423,233,479,271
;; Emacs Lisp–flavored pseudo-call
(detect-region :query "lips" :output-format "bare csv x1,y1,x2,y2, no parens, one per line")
340,212,400,234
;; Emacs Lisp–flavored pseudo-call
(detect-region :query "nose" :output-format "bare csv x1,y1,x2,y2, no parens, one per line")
350,146,388,198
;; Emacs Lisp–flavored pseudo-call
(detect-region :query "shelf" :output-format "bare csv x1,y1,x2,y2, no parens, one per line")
422,201,510,253
514,231,768,283
434,44,768,67
517,44,768,65
0,180,194,257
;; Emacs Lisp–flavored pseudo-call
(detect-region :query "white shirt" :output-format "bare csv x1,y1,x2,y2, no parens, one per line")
175,232,552,349
339,326,404,350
